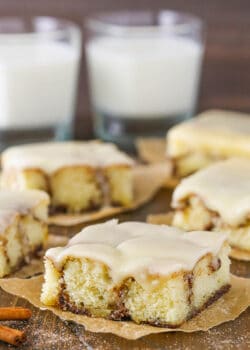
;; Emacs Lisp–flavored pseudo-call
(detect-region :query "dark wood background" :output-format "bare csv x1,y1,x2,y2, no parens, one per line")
0,0,248,139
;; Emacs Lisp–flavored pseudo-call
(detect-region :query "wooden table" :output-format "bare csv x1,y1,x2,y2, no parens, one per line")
0,188,249,349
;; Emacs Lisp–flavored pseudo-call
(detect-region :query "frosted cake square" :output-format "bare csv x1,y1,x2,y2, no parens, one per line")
0,189,49,277
1,141,134,213
171,158,250,253
41,220,230,327
166,110,250,178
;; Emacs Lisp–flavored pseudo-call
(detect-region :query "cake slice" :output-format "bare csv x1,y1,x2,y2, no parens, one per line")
0,190,49,277
41,220,230,327
166,109,250,178
171,158,250,253
1,141,134,213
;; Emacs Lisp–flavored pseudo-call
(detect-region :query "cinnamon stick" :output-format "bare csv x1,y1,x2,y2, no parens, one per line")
0,307,32,320
0,325,26,346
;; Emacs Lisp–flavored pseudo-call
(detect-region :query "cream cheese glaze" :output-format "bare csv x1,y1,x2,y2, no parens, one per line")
46,220,227,288
172,158,250,226
167,110,250,158
2,141,134,174
0,190,49,232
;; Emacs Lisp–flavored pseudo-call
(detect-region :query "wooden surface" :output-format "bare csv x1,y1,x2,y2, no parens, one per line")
0,188,249,350
0,0,249,139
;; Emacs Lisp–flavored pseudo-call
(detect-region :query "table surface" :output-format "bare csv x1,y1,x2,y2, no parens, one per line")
0,188,249,350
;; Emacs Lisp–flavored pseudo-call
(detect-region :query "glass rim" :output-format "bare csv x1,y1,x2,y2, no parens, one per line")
0,16,80,40
86,10,203,36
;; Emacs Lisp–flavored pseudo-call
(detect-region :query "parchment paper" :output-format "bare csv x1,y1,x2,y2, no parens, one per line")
136,138,166,164
147,213,250,262
48,163,171,226
0,275,249,340
136,138,177,188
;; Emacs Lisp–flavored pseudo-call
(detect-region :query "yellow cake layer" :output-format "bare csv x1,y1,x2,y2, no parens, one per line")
41,244,230,327
0,191,48,278
172,196,250,252
1,142,134,213
166,110,250,177
41,220,230,327
173,152,217,178
2,166,133,212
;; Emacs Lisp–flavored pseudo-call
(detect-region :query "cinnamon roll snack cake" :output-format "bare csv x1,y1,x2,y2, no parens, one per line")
167,110,250,178
1,141,134,213
41,220,230,327
0,190,49,277
171,158,250,253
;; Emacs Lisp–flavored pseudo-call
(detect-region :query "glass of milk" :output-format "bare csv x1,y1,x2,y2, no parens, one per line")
86,11,205,149
0,17,81,148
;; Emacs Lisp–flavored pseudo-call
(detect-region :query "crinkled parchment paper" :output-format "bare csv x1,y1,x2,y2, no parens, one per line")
136,138,166,164
0,275,249,340
136,138,177,188
147,212,250,262
48,163,171,226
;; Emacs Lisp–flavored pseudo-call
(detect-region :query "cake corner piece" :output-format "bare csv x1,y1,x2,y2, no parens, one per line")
0,189,49,278
171,158,250,254
166,109,250,178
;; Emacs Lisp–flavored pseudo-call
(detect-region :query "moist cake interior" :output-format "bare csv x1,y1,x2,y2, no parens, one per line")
1,141,134,213
167,110,250,177
41,220,230,327
0,190,49,277
172,159,250,252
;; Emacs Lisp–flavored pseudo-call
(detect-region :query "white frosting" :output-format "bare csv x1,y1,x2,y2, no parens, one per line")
46,220,227,287
2,141,134,174
187,110,250,134
0,189,49,233
172,158,250,226
167,110,250,157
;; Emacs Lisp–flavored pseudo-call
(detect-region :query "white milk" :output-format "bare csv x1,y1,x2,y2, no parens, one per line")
86,37,204,119
0,42,80,129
